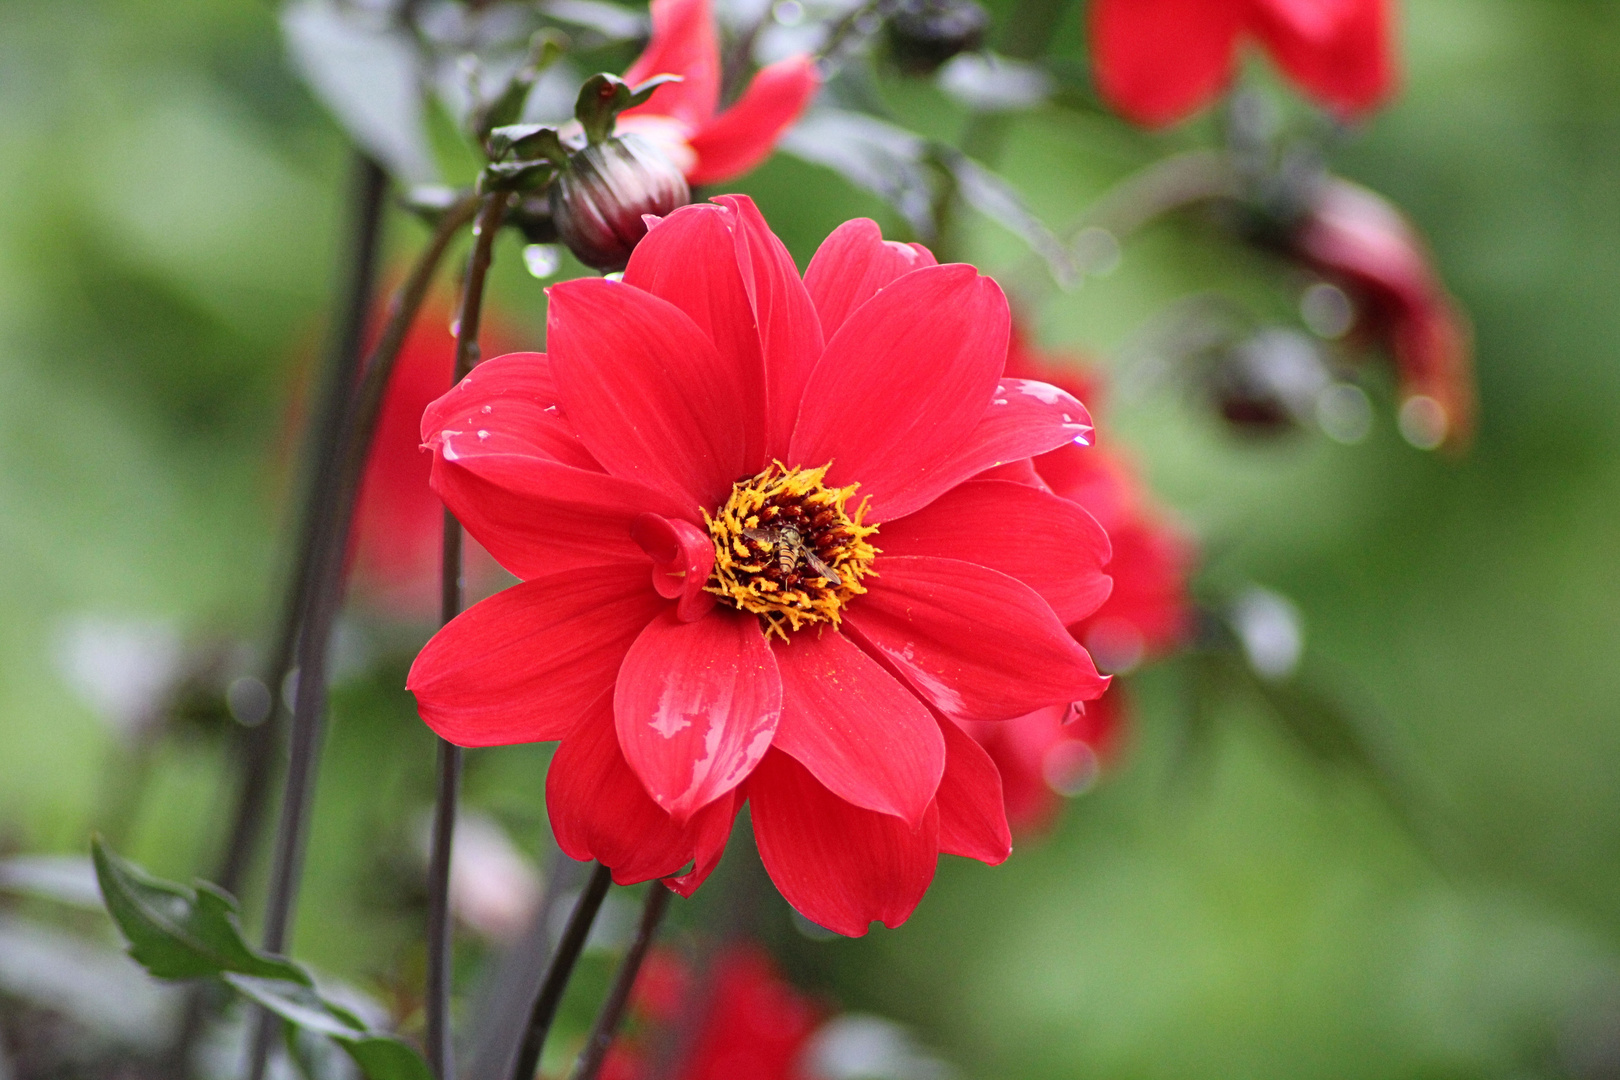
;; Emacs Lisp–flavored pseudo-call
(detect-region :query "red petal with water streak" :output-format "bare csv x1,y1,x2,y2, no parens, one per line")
623,0,721,127
844,555,1109,721
934,712,1011,864
789,264,1008,522
549,701,738,886
770,629,944,826
746,749,938,937
549,278,757,509
408,564,665,747
687,56,820,185
879,479,1112,625
615,609,782,821
420,352,599,470
803,218,936,338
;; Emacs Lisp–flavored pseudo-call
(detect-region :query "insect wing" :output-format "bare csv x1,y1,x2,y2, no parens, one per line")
804,551,842,587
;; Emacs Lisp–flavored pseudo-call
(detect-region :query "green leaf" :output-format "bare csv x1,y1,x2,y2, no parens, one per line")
487,124,573,164
92,837,307,984
229,976,436,1080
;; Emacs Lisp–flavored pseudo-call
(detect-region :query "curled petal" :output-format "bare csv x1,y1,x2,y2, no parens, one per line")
615,609,782,821
631,513,718,622
771,629,945,826
804,218,937,338
747,749,938,937
408,564,666,747
687,56,821,185
844,556,1109,721
549,278,758,509
879,479,1113,625
790,264,1009,522
549,700,738,887
710,195,826,460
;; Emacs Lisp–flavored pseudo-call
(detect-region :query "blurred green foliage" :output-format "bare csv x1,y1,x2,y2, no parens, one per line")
3,0,1620,1077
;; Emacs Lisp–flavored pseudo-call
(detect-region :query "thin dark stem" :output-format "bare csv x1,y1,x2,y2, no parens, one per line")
509,863,614,1080
217,154,389,898
571,884,673,1080
244,191,481,1080
423,189,508,1080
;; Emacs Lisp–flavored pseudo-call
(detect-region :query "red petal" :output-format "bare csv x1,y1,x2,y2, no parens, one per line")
622,0,720,128
624,205,768,468
934,712,1011,864
420,351,600,470
746,749,938,937
907,378,1094,518
630,513,717,622
1089,0,1245,127
770,629,944,826
843,556,1109,721
615,609,782,821
408,564,665,747
1252,0,1394,118
803,218,937,339
548,701,738,885
709,195,826,460
879,479,1113,626
548,277,757,509
686,55,820,185
788,265,1009,522
430,452,685,580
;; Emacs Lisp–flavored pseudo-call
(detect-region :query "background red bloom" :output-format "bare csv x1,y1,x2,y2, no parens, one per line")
1090,0,1395,127
408,201,1112,934
619,0,820,185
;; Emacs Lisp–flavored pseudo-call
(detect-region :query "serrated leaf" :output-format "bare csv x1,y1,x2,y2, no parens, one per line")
92,837,307,984
779,108,936,237
282,0,439,184
935,148,1077,287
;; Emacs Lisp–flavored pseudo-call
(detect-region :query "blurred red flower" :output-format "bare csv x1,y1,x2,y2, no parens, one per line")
603,946,824,1080
407,199,1112,935
969,332,1196,833
1090,0,1395,127
349,298,519,615
1292,176,1475,451
618,0,819,185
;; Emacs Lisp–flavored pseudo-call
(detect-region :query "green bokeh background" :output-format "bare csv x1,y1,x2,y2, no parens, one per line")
2,0,1619,1076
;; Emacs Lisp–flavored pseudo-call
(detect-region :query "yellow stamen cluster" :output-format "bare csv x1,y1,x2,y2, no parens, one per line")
704,462,880,639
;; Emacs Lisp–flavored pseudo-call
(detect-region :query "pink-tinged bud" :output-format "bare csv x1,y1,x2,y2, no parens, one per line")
549,133,691,272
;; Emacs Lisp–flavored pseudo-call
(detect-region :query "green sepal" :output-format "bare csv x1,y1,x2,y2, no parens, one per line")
574,72,682,144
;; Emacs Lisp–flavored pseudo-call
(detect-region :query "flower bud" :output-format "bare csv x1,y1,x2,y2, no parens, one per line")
549,133,691,272
886,0,991,75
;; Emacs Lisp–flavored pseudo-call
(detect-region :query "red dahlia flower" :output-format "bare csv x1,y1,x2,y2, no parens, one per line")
1090,0,1395,127
617,0,820,185
970,333,1195,833
407,198,1112,935
1292,176,1475,451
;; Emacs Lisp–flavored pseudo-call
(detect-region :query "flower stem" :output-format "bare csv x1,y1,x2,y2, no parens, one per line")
571,883,673,1080
243,188,481,1080
425,189,511,1080
509,863,615,1080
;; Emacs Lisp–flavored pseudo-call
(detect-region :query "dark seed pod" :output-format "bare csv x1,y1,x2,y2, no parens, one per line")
886,0,991,75
549,133,691,272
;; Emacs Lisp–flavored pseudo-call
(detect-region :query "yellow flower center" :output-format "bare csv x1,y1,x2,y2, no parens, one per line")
704,462,880,640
